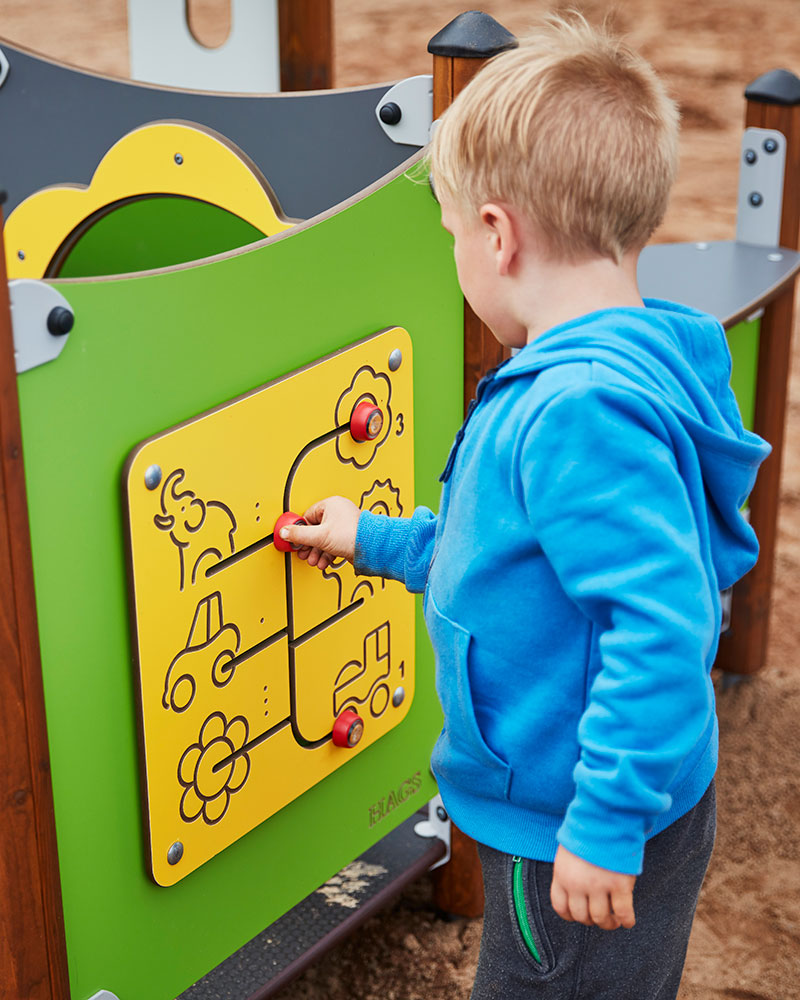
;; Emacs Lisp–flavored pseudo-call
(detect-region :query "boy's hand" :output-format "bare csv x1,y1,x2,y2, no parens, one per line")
279,496,360,571
550,845,636,931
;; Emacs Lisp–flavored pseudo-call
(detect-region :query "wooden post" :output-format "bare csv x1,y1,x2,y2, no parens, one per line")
0,203,71,999
717,70,800,675
428,11,517,917
278,0,333,92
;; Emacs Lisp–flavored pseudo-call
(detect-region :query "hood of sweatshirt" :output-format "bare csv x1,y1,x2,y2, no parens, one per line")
492,298,771,591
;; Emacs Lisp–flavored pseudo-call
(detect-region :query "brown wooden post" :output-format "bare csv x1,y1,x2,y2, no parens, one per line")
0,202,71,999
717,70,800,675
427,12,517,917
278,0,333,92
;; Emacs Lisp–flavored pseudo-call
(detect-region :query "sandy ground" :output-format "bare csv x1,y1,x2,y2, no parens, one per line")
1,2,799,997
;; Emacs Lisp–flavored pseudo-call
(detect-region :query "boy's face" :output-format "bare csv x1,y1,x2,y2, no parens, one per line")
439,193,526,349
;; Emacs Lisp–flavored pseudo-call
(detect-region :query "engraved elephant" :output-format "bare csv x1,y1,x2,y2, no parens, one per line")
154,468,237,590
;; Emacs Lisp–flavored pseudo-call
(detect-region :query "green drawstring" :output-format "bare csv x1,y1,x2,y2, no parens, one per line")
512,856,541,963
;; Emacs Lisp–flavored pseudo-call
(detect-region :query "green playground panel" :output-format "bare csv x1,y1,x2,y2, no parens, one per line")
17,162,463,1000
726,317,759,432
55,196,269,279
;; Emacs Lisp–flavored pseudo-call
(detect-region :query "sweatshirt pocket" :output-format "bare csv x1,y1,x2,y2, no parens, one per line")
425,590,512,799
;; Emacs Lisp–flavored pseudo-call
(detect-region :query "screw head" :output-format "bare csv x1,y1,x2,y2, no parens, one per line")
46,306,74,336
744,148,757,164
167,841,184,865
144,464,162,490
763,137,779,154
749,192,764,208
388,348,403,372
174,153,184,165
695,242,709,251
379,102,402,126
17,249,24,260
768,252,784,262
392,686,405,707
436,805,448,823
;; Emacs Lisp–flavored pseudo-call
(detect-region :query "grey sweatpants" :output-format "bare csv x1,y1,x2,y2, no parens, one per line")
471,781,716,1000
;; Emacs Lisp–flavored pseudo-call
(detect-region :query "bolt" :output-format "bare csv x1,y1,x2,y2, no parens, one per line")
744,148,757,164
763,137,779,154
379,102,402,126
768,252,784,262
174,153,184,165
388,348,403,372
144,464,162,490
748,192,763,208
47,306,74,336
436,805,448,823
17,250,24,260
167,841,184,865
392,686,405,707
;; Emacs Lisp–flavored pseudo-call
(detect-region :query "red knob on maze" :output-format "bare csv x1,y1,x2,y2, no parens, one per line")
331,709,365,748
349,400,384,442
273,511,308,552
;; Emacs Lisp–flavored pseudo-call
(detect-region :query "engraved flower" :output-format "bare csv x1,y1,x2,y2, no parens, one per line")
335,367,392,469
178,712,250,825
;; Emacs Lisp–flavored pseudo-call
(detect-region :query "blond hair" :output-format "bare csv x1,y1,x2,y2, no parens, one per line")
429,12,679,263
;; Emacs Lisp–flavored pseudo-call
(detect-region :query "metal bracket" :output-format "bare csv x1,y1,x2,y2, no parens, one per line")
88,992,120,1000
414,793,451,869
10,280,75,374
0,46,9,89
736,127,786,247
375,75,433,147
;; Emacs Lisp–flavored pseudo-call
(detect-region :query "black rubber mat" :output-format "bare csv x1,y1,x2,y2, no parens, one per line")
177,814,446,1000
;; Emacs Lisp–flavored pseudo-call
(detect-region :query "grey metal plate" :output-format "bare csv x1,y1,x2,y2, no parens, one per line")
177,813,445,1000
638,240,800,328
0,42,415,219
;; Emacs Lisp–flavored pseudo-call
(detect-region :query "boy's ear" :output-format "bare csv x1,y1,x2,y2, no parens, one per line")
479,203,519,276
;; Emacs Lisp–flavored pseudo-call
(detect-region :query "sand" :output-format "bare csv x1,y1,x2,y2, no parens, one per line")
1,2,798,996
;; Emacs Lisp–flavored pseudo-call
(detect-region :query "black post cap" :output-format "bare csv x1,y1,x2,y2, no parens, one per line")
745,68,800,107
428,10,517,59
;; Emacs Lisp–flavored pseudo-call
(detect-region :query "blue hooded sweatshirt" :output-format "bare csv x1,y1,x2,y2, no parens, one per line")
355,300,770,875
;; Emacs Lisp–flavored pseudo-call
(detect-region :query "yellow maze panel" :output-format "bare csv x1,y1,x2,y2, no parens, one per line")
125,327,415,885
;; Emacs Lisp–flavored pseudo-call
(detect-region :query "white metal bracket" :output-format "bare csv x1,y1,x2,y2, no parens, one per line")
128,0,280,93
414,793,451,869
10,279,75,374
375,75,434,147
88,991,120,1000
736,127,786,247
0,46,9,89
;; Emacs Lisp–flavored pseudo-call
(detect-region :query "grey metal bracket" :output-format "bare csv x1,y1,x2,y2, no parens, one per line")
128,0,280,94
0,46,9,89
375,75,433,147
10,279,75,374
736,127,786,247
88,992,120,1000
414,793,451,869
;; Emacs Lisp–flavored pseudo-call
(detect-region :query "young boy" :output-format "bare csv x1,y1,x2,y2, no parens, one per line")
281,14,770,998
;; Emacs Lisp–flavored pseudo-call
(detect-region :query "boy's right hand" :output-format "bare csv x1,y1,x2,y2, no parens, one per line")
279,496,360,571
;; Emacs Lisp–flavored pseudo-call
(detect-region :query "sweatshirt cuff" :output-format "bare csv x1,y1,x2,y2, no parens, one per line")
556,795,651,875
354,511,414,585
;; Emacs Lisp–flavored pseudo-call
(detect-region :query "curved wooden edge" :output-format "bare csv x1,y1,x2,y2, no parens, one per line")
0,212,70,998
47,148,428,286
0,34,394,99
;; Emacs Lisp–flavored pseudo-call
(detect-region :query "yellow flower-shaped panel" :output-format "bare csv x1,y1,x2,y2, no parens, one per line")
125,328,415,885
5,120,293,278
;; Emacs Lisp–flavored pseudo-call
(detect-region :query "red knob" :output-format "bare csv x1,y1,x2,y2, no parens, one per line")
273,511,307,552
350,400,384,442
331,709,364,748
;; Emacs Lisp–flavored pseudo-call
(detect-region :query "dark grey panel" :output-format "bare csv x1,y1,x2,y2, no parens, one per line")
0,42,415,218
639,240,800,328
178,814,445,1000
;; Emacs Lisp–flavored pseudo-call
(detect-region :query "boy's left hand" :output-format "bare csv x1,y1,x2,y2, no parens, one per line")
550,845,636,930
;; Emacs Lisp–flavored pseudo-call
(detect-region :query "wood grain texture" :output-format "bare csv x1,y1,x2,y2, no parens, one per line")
717,100,800,674
0,213,70,999
278,0,333,91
